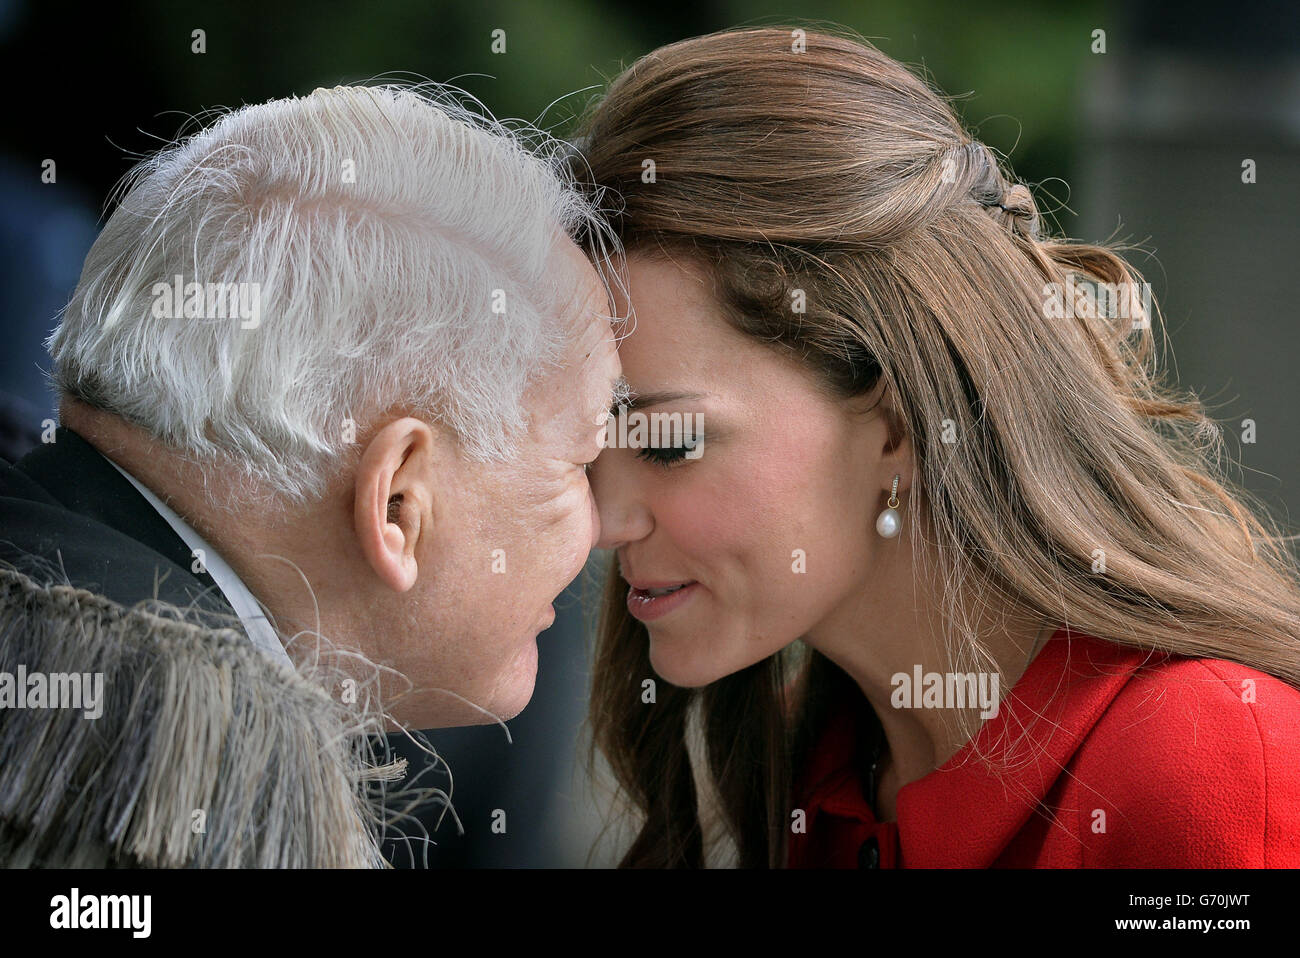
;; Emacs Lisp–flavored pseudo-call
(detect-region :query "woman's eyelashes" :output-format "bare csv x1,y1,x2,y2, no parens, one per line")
636,434,705,469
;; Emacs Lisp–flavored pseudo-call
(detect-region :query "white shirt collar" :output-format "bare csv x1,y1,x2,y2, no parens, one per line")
101,455,295,669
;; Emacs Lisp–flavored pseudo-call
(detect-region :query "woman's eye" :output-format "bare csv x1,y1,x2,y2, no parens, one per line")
636,438,702,469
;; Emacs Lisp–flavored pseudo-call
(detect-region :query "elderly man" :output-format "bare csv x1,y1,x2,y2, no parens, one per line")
0,85,622,866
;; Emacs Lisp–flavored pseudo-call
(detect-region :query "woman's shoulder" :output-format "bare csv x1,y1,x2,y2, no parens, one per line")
1091,644,1300,749
1067,639,1300,866
1035,630,1300,757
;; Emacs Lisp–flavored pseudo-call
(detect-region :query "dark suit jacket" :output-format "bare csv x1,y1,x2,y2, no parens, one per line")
0,425,235,620
0,426,395,867
1,426,474,867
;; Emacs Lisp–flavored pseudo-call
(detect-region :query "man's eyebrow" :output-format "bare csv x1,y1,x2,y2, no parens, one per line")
609,375,630,409
578,377,630,435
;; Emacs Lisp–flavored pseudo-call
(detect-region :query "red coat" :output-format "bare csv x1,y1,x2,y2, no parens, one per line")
787,627,1300,867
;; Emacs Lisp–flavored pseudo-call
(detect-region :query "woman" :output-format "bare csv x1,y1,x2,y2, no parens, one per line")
573,25,1300,868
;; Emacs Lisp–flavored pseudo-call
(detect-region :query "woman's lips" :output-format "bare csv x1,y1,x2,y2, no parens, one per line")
626,581,699,621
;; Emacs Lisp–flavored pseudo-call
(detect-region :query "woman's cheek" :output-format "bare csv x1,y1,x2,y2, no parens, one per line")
659,483,745,559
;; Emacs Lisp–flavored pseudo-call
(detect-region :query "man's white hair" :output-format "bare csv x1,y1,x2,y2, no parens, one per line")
49,83,618,504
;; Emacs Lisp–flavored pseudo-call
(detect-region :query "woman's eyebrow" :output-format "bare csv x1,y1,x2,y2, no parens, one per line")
615,389,709,413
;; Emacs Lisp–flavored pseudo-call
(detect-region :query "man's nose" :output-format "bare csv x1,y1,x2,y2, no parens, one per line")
591,459,652,551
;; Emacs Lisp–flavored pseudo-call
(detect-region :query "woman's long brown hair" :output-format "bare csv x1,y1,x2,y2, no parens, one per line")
571,24,1300,868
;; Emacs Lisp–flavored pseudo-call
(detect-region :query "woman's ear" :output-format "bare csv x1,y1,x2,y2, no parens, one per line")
353,417,438,592
876,390,914,489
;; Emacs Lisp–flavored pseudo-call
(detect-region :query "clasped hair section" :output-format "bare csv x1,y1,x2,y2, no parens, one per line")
939,140,1041,241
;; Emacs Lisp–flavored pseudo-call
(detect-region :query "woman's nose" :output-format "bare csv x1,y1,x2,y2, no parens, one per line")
591,456,653,551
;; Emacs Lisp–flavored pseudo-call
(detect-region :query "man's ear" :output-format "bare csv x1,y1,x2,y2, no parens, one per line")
353,417,439,593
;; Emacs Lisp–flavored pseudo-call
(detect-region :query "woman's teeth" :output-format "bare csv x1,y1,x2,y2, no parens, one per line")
626,581,697,619
645,584,685,597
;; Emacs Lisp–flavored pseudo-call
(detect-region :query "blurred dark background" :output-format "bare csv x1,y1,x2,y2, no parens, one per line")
0,0,1296,866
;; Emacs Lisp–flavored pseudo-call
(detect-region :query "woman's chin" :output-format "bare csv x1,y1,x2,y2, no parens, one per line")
648,641,732,689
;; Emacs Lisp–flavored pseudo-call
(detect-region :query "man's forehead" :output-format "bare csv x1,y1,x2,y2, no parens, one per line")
567,265,620,349
577,325,623,424
578,256,618,321
550,252,614,338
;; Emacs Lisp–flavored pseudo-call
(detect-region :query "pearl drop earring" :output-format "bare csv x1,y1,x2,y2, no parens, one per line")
876,475,902,538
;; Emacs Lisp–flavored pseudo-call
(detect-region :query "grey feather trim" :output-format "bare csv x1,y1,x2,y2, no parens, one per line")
0,565,419,868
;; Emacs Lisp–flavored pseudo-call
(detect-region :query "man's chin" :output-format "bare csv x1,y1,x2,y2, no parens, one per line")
387,639,540,730
492,638,540,722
